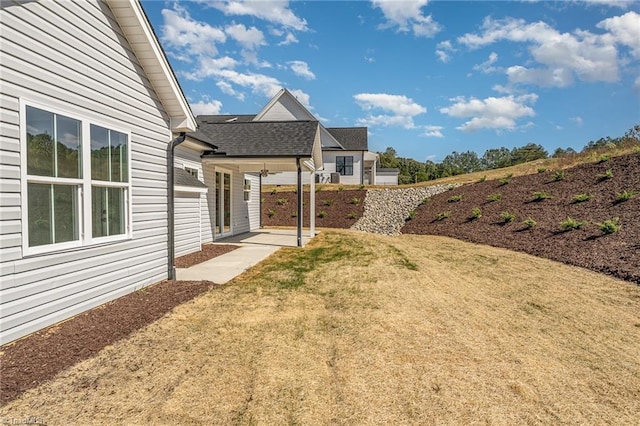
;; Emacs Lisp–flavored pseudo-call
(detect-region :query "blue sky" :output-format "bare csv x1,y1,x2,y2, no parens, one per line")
141,0,640,162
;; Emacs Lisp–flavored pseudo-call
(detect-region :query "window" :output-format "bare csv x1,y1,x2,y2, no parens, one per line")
23,103,130,253
243,178,251,201
184,166,199,180
336,156,353,176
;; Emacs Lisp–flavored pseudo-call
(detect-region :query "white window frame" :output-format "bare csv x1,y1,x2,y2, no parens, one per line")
243,178,251,202
20,99,133,256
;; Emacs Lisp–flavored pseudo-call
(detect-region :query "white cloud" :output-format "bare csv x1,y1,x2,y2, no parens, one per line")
210,1,308,31
183,56,238,80
161,6,226,57
371,0,442,38
278,33,299,46
473,52,499,74
354,93,427,128
435,40,455,63
457,16,621,87
288,60,316,80
597,11,640,58
580,0,630,9
440,94,538,132
422,125,444,138
634,76,640,91
225,23,266,50
190,99,223,115
216,81,245,100
571,116,584,127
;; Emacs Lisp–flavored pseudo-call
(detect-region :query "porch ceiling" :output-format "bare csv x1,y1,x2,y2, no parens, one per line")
202,157,317,173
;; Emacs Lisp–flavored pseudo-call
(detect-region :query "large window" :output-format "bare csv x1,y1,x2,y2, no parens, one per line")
23,103,130,252
336,156,353,176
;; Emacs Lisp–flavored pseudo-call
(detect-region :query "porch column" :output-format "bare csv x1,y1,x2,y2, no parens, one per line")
309,171,315,237
296,158,303,247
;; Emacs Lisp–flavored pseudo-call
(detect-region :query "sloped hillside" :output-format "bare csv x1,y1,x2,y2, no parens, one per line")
402,153,640,284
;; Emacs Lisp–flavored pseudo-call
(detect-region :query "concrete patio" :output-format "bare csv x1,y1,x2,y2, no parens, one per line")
175,228,316,283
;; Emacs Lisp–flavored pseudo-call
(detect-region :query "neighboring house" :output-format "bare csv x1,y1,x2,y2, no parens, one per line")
375,167,401,186
0,0,196,344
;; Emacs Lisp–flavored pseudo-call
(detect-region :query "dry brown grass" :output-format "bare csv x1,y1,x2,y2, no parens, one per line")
2,230,639,425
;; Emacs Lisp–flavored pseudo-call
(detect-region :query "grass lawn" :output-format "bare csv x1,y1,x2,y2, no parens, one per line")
3,230,639,424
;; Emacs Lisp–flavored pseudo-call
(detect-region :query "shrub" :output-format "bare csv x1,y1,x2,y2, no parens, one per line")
277,198,287,205
347,212,358,220
522,218,537,229
471,207,482,219
537,168,547,173
271,188,277,195
498,177,510,186
436,211,451,221
572,193,592,203
561,217,586,231
531,191,553,201
597,218,621,234
505,173,514,178
616,190,638,202
407,210,417,220
359,184,365,190
317,210,327,218
350,197,361,205
598,155,610,163
291,211,297,218
477,176,487,183
447,184,456,191
552,170,565,181
448,194,463,202
487,193,502,202
598,169,614,180
501,211,516,223
267,209,276,218
421,197,431,205
322,199,333,206
337,186,344,192
315,185,323,193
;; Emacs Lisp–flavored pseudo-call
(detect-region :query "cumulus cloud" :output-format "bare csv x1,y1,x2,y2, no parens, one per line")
225,23,266,50
278,33,299,46
371,0,442,38
422,125,444,138
161,6,226,57
597,11,640,58
435,40,455,62
209,0,308,31
354,93,427,128
473,52,499,74
190,99,223,116
440,94,538,132
288,60,316,80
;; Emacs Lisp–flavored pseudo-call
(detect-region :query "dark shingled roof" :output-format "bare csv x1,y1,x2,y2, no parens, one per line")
195,120,319,157
197,114,256,123
174,168,207,188
326,127,368,151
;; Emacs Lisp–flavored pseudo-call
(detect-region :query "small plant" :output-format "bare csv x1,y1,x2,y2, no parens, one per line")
435,211,451,221
597,218,621,234
616,190,638,203
293,188,298,194
572,193,592,203
270,188,277,195
487,193,502,202
522,218,537,229
315,185,323,193
498,177,511,186
447,184,456,191
267,209,276,218
421,197,431,205
598,169,613,180
358,184,365,190
337,186,344,192
317,210,327,218
471,207,482,219
276,198,287,205
448,194,463,202
560,216,586,231
291,211,297,218
531,191,553,201
598,155,610,163
477,175,487,183
552,170,565,181
347,212,358,220
350,197,360,205
407,210,417,220
322,199,333,206
537,168,547,173
500,211,515,223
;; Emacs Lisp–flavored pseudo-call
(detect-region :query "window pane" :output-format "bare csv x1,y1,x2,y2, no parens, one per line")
108,187,125,235
92,186,107,238
91,124,110,181
28,183,52,246
26,106,55,176
53,185,78,243
56,114,81,178
92,186,125,238
111,130,128,182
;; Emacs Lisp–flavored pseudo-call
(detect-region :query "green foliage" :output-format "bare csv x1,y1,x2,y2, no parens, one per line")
350,197,360,205
477,175,487,183
572,193,593,203
552,170,565,181
407,210,417,220
487,193,502,202
441,150,482,175
531,191,553,201
537,168,547,173
317,211,327,218
277,198,287,205
358,184,365,190
315,185,323,192
499,176,511,186
561,217,587,231
510,143,548,164
597,218,621,234
337,186,344,192
522,218,537,229
322,199,333,206
267,209,276,218
448,194,463,202
598,168,613,180
471,207,482,219
500,211,516,223
552,147,577,158
271,188,277,195
347,212,358,220
291,211,297,218
616,190,638,202
421,197,431,205
598,155,610,163
435,211,451,221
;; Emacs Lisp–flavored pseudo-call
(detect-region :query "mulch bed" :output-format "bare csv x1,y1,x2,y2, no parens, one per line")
402,153,640,284
174,244,239,268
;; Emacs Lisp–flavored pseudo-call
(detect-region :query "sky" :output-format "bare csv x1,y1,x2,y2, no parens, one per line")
141,0,640,162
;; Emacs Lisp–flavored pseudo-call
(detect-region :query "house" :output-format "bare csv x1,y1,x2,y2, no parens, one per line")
0,0,197,344
374,167,400,186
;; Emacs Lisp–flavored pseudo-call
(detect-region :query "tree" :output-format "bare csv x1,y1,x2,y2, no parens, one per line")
481,147,512,169
378,147,399,169
441,150,482,174
511,143,548,164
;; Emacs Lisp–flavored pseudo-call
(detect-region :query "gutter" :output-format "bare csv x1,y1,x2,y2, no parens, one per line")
167,132,186,280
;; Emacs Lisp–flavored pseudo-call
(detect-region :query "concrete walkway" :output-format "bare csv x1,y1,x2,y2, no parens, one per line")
176,229,315,283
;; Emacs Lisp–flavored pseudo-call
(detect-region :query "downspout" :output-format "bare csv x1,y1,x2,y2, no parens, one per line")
296,157,302,247
259,173,263,229
167,132,187,280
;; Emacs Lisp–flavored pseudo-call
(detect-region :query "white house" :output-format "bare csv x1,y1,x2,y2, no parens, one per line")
0,0,196,344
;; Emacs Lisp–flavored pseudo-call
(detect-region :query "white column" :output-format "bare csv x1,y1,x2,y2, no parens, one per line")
309,171,315,237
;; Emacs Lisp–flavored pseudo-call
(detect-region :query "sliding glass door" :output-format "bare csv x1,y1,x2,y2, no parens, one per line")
215,171,232,238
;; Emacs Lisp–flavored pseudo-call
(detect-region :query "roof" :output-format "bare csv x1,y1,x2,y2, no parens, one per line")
198,115,257,123
106,0,196,132
174,168,207,188
195,120,320,158
326,127,368,151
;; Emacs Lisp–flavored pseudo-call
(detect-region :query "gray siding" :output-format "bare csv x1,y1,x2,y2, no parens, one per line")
0,1,172,344
245,173,261,231
174,192,202,257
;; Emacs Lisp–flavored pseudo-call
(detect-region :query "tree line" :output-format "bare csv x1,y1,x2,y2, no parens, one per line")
378,125,640,184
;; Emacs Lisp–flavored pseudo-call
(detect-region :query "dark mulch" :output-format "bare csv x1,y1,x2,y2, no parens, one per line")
174,244,239,268
262,189,366,228
402,153,640,284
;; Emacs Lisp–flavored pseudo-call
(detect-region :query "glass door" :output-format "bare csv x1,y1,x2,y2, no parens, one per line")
215,171,232,238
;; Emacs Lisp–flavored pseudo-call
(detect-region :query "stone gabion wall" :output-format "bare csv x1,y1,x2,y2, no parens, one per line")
351,185,455,236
